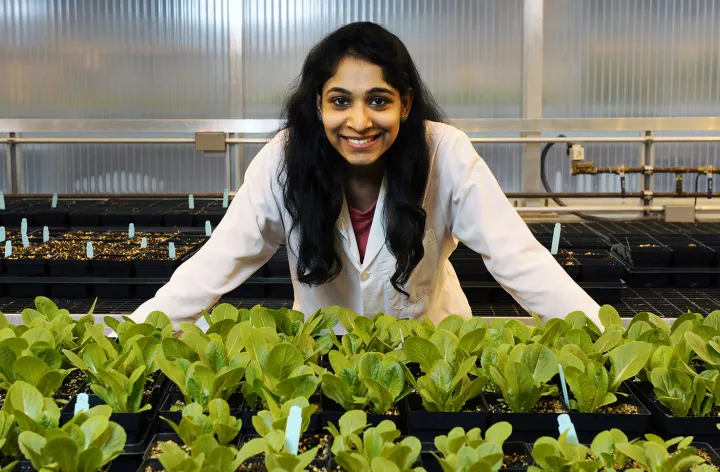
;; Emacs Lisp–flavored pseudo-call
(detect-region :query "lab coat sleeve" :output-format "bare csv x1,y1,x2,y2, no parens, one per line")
129,134,287,325
436,126,602,328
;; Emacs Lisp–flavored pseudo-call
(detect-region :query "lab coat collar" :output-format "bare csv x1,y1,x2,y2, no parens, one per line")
335,174,388,273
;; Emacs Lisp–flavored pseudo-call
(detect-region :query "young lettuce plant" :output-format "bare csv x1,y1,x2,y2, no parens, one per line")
18,403,126,472
614,434,717,472
154,326,249,411
559,340,652,413
18,296,98,353
588,428,632,471
251,396,317,438
0,336,73,397
158,434,264,472
321,351,412,414
162,398,242,447
488,343,559,413
104,310,174,347
650,367,710,417
243,334,319,408
431,423,512,472
326,410,425,472
253,429,320,472
2,381,61,434
529,431,601,472
62,336,158,413
330,308,415,355
0,411,18,472
403,334,486,412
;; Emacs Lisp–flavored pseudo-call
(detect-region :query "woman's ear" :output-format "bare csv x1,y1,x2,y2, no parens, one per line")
402,88,414,118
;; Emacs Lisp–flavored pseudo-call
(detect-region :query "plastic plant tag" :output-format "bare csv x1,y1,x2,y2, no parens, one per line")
51,193,58,208
550,223,561,255
0,192,4,210
557,414,579,445
86,241,94,259
128,223,135,239
205,220,212,236
141,237,147,249
169,242,176,260
20,218,27,235
43,226,49,243
558,363,570,409
0,226,5,243
222,189,229,208
74,393,90,415
284,405,302,455
21,233,29,248
4,241,11,257
188,194,195,210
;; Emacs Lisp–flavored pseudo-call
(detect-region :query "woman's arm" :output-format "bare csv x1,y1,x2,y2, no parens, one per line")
129,134,287,325
436,126,602,327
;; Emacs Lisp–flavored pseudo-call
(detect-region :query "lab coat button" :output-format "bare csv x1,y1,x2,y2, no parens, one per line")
360,272,370,282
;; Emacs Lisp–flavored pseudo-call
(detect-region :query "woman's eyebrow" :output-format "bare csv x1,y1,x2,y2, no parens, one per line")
325,87,395,96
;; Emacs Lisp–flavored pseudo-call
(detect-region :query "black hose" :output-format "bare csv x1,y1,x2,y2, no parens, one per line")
540,135,647,222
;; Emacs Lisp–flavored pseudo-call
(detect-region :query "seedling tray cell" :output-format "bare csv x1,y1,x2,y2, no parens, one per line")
404,394,488,442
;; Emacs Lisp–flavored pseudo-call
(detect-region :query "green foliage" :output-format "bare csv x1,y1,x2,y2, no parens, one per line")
321,351,412,414
158,434,263,472
162,399,242,447
251,396,317,438
331,308,416,355
16,384,125,472
431,423,512,472
326,410,425,472
528,431,600,472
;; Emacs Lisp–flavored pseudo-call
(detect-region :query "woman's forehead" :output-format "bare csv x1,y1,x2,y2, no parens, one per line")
323,57,397,95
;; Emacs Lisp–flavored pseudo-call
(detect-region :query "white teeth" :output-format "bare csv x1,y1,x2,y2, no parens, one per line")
348,138,371,144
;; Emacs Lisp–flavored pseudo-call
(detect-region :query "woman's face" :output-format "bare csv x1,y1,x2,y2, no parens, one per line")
319,57,413,167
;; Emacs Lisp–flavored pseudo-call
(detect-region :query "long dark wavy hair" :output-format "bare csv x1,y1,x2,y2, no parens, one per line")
280,22,447,295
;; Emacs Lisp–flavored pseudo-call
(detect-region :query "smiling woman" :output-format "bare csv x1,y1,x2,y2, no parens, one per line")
130,22,602,332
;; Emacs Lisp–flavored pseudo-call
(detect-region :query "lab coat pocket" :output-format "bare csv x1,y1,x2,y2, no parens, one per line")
385,229,439,311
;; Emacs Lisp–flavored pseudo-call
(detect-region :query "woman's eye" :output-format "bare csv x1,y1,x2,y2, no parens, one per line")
332,97,350,107
370,97,388,107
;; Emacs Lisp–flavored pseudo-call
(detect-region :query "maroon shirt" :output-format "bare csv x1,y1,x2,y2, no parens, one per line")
347,200,378,263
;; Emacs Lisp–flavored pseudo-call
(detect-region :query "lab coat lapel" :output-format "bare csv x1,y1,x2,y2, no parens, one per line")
361,175,387,270
336,197,363,273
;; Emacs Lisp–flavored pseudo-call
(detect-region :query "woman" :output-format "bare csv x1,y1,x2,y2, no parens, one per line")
130,22,601,330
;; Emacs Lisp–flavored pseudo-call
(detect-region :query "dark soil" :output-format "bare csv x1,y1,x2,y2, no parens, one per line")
502,453,529,468
54,370,86,398
0,390,6,410
488,397,568,414
595,402,639,415
370,404,400,416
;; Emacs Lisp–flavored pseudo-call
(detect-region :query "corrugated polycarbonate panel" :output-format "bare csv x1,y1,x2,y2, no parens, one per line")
0,142,7,193
242,0,524,119
0,0,234,118
20,142,226,193
544,0,720,118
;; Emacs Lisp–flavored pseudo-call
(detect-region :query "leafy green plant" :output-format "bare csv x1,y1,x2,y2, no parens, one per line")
243,339,319,408
615,434,716,472
17,296,98,354
326,410,425,472
559,340,652,413
330,308,415,355
251,396,317,438
158,434,264,472
321,351,412,414
431,423,512,472
588,429,632,471
2,381,61,433
529,431,600,471
162,399,242,447
403,335,485,412
0,335,73,397
650,367,710,417
0,411,18,472
63,337,157,413
104,310,174,346
252,429,319,472
15,384,126,472
154,327,249,411
488,343,559,412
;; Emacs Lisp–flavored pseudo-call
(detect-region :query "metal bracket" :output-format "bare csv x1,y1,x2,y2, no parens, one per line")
195,132,227,152
642,190,653,201
665,205,696,223
643,165,654,175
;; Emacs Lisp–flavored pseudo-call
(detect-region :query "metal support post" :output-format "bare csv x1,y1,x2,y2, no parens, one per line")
521,0,544,197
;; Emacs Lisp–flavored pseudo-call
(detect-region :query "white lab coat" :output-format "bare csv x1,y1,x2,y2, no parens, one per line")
130,121,602,330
